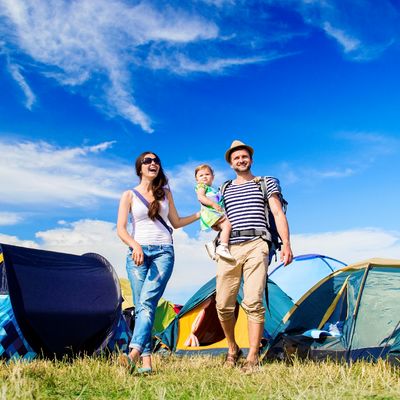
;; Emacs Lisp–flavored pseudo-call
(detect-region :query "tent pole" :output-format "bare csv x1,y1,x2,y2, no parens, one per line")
346,264,371,362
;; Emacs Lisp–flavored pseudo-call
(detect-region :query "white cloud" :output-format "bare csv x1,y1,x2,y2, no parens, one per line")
7,62,36,109
1,221,399,304
0,138,133,206
198,0,236,6
337,131,400,153
277,131,399,185
35,219,127,275
322,22,361,53
0,1,309,131
292,0,399,61
291,228,400,265
147,53,267,74
0,233,38,248
0,212,23,226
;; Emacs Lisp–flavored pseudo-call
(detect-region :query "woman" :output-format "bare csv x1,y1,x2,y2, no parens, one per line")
117,151,199,373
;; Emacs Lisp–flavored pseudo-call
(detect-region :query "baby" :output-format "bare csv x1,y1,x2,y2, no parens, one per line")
194,164,234,261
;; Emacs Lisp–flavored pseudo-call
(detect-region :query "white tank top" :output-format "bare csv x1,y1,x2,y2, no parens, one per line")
129,190,173,245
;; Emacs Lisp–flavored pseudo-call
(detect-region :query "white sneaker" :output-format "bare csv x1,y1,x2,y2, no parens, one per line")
215,245,235,261
205,241,217,260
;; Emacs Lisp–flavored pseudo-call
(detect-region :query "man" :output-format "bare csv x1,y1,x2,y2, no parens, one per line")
216,139,293,373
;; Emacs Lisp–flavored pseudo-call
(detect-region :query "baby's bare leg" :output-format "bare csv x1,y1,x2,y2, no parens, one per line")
218,217,232,245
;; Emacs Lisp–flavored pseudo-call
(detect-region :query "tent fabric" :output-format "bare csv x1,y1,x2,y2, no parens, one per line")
0,243,128,359
159,276,293,354
0,295,36,360
269,254,346,303
266,258,400,363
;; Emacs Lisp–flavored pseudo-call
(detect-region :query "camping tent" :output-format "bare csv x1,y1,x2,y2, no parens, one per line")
269,254,346,302
0,243,129,360
265,258,400,364
159,276,294,355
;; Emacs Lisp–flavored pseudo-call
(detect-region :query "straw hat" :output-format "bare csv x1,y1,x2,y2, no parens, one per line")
225,140,254,163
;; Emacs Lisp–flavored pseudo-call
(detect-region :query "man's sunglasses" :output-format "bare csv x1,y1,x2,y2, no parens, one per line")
142,157,160,165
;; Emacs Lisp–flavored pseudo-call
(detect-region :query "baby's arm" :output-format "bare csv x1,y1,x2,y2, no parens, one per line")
196,186,223,212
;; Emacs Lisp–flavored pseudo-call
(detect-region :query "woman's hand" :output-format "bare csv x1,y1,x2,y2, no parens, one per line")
131,242,144,266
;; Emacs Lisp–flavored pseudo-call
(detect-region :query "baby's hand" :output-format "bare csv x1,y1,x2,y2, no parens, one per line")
214,204,223,212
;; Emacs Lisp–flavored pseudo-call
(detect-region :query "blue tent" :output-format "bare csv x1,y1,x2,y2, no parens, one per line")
269,254,346,302
0,243,129,360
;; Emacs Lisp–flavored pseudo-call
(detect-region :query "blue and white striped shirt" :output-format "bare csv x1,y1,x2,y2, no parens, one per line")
223,179,280,244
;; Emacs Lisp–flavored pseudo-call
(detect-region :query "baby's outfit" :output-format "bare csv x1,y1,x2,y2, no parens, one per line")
195,183,234,261
195,183,224,230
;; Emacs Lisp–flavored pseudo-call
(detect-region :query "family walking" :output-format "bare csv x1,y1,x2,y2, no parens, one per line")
117,140,293,374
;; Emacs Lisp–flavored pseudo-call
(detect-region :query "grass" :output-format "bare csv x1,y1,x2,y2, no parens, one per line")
0,354,399,399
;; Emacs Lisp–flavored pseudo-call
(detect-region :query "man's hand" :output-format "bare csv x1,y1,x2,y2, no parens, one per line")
280,242,293,266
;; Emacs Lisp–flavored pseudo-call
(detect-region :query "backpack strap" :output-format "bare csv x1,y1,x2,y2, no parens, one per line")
219,179,232,197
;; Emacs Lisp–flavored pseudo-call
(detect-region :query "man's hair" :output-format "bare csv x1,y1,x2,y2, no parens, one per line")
194,164,214,177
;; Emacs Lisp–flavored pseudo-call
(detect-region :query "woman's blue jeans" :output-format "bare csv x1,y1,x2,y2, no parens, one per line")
126,244,174,356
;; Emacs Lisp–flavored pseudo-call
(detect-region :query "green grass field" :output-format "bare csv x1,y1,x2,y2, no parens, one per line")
0,354,399,399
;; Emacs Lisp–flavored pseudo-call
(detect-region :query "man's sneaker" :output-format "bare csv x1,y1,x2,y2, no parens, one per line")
215,245,235,261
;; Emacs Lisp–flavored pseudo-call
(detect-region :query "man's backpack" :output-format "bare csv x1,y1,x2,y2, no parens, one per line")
220,176,288,261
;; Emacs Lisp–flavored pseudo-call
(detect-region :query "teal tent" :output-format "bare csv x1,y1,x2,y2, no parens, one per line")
265,258,400,364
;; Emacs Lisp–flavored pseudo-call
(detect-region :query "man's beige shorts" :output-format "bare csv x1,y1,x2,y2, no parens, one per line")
216,238,269,324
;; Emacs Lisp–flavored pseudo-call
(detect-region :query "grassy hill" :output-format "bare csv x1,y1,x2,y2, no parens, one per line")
1,354,399,399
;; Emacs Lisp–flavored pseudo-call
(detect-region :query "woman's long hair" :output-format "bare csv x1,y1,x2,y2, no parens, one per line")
135,152,168,220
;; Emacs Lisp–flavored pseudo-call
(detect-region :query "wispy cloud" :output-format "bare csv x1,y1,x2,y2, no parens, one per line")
0,0,225,132
0,0,221,132
278,131,399,185
1,0,398,132
292,0,400,61
322,22,361,53
147,54,268,75
0,212,23,226
0,138,133,207
0,0,308,132
7,61,36,109
337,131,400,151
150,52,296,75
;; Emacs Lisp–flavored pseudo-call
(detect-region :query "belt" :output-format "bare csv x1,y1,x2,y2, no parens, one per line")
230,229,267,238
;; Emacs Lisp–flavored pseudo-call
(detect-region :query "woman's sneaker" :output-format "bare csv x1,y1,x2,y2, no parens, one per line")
216,245,235,261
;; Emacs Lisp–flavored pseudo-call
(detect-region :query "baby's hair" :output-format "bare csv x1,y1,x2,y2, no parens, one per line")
195,164,214,177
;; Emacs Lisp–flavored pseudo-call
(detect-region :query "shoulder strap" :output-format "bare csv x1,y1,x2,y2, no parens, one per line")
255,176,287,212
220,179,232,196
132,189,173,235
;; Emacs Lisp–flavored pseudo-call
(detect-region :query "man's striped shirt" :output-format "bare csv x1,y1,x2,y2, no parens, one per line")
223,179,280,244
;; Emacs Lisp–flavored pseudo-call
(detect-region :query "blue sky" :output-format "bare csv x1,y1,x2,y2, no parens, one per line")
1,0,399,304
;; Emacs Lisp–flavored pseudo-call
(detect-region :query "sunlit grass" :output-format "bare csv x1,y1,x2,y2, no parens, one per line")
0,354,399,399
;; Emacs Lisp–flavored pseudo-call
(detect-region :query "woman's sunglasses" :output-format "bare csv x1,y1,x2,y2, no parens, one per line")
142,157,160,165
